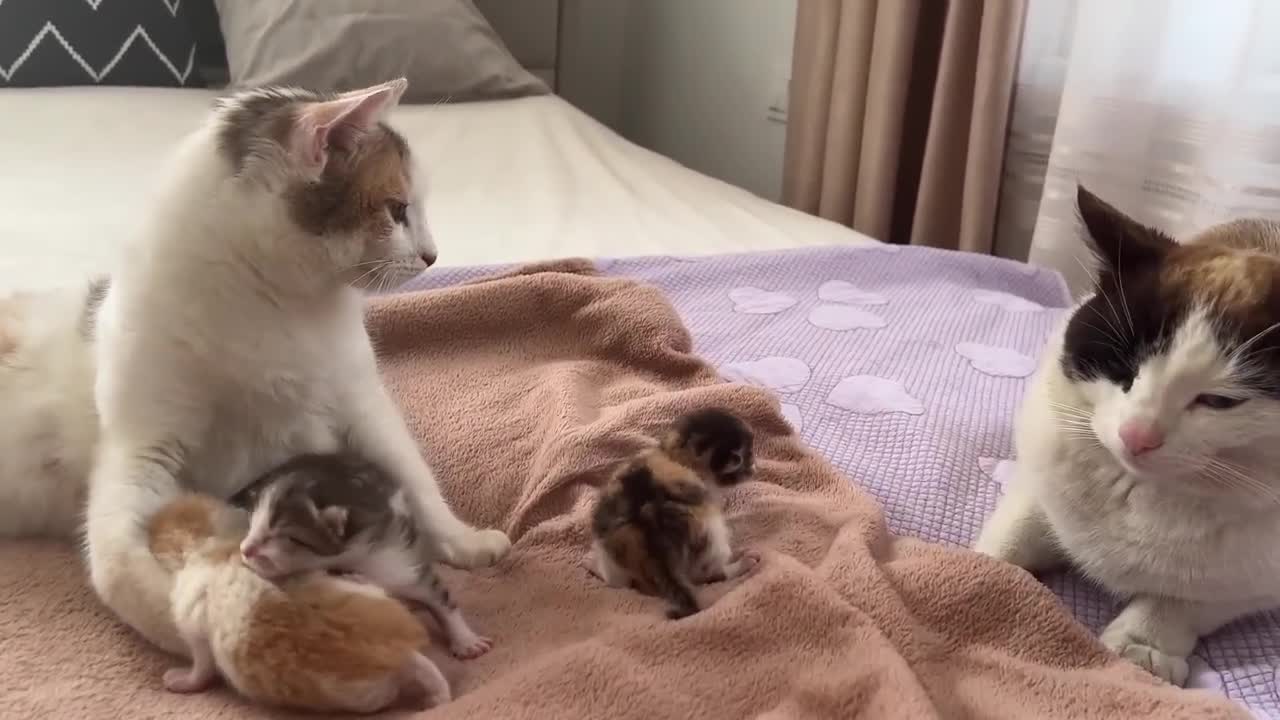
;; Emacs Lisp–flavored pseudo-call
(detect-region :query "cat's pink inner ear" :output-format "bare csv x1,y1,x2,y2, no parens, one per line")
293,78,409,172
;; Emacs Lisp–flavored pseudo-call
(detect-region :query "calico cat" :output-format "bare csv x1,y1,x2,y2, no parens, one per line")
974,186,1280,686
66,78,508,655
588,408,760,618
231,452,493,659
148,493,449,712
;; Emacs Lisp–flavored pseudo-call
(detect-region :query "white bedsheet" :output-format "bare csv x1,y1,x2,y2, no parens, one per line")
0,88,875,291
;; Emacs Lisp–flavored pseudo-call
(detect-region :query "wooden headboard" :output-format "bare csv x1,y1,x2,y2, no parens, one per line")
190,0,562,90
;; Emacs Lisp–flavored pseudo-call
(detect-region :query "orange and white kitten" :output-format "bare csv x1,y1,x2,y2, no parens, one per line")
148,494,450,713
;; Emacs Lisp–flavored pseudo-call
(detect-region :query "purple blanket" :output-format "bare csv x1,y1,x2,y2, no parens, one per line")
403,244,1279,718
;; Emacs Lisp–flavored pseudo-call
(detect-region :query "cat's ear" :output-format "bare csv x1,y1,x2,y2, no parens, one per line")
318,506,348,537
291,78,408,176
1076,185,1175,274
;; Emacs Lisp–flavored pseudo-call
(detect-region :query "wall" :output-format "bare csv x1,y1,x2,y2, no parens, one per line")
559,0,797,202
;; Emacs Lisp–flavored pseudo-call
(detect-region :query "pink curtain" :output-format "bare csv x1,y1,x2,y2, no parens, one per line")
783,0,1026,254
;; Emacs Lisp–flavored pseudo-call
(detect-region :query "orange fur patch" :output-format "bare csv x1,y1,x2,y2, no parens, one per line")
147,494,222,568
354,133,411,209
597,449,714,597
1162,244,1279,312
232,573,428,711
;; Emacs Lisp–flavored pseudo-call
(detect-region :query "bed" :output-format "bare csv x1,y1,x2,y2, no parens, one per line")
0,2,1274,718
0,89,867,292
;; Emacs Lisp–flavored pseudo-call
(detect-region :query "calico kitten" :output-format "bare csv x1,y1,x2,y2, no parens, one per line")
148,493,450,713
589,408,760,619
231,453,492,659
975,186,1280,686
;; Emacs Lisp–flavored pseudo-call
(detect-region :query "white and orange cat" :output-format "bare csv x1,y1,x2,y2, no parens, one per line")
148,493,449,712
976,187,1280,686
0,78,510,654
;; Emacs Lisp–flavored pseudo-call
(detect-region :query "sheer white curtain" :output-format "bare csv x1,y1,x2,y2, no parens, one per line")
994,0,1280,296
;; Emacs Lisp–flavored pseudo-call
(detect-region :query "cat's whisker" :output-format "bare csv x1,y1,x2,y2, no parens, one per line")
1108,240,1136,337
1076,320,1124,349
1073,253,1129,341
339,258,390,273
351,261,391,289
1231,320,1280,363
1202,459,1280,506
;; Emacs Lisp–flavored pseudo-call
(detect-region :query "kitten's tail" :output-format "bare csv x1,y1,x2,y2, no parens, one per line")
641,506,700,620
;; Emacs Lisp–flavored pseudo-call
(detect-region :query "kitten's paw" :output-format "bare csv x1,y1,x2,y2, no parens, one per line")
581,557,603,580
1100,629,1190,686
449,631,494,660
163,667,214,694
439,528,510,569
738,550,762,573
404,653,451,709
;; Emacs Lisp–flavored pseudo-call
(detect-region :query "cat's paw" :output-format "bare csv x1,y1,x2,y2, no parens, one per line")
737,549,762,573
163,666,214,694
449,631,494,660
1100,627,1190,686
438,528,510,569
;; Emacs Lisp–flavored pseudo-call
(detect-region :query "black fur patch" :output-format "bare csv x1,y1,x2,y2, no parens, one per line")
673,407,754,484
1061,186,1280,397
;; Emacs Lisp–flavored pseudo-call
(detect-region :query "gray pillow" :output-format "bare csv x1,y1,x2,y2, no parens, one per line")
213,0,548,102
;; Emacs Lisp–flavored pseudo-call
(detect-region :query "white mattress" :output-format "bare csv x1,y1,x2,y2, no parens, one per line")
0,88,875,291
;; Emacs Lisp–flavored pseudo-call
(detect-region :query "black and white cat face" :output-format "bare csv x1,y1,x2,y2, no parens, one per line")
1060,187,1280,491
210,78,435,292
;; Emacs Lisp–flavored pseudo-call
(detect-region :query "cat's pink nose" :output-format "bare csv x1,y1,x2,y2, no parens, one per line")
1119,420,1164,456
240,542,259,559
420,251,437,267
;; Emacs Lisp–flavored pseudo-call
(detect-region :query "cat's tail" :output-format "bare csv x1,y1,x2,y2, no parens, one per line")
84,444,193,656
0,279,103,539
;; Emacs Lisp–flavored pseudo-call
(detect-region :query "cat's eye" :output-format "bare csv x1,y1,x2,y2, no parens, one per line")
1193,394,1246,410
387,200,408,225
287,535,319,551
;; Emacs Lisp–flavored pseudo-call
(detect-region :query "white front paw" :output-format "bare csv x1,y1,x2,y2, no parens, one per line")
438,528,510,569
1100,625,1190,686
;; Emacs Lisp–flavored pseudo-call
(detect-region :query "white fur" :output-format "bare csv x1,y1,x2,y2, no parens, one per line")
975,307,1280,686
0,284,99,538
77,87,509,654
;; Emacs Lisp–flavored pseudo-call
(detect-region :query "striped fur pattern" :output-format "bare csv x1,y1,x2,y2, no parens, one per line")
589,408,760,619
232,453,492,659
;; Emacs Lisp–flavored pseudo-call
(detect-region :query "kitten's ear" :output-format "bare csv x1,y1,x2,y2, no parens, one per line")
318,506,348,537
1076,185,1175,274
292,78,409,175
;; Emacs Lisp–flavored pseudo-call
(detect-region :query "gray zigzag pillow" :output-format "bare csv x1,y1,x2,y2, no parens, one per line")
0,0,205,88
